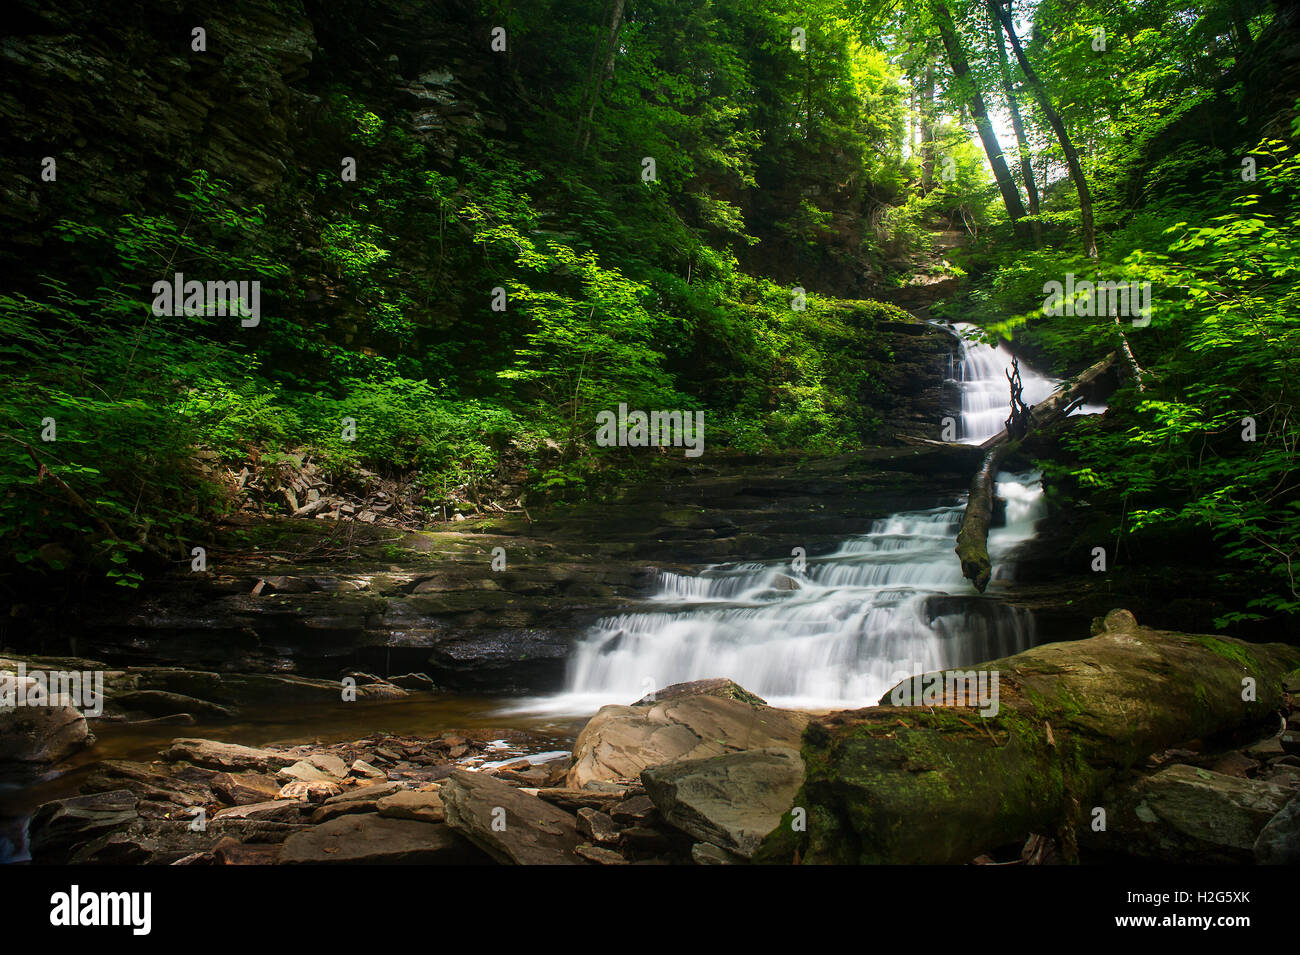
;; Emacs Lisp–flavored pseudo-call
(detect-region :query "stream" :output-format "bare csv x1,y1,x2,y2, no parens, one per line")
0,322,1093,861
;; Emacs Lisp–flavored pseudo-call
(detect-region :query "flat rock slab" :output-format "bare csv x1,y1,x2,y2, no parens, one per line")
642,747,804,859
567,694,809,789
377,789,444,823
279,814,485,864
164,738,296,772
441,770,586,865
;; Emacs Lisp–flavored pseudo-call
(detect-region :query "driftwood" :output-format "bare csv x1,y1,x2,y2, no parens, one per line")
954,352,1120,591
757,617,1300,864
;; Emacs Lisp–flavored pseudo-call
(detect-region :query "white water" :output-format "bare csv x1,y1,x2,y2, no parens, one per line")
520,323,1084,714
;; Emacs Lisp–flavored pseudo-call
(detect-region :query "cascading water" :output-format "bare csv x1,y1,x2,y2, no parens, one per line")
533,323,1077,713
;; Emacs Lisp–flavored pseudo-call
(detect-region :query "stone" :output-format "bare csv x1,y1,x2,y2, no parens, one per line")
163,738,295,772
1084,763,1293,863
28,789,138,864
213,800,307,823
114,690,235,719
575,844,628,865
692,842,741,865
610,794,657,824
633,678,768,707
279,814,485,864
1210,751,1259,778
376,789,444,823
1254,795,1300,865
211,772,282,805
211,837,281,865
306,753,348,778
276,759,336,784
388,672,435,690
0,674,91,763
576,807,620,845
642,748,804,859
311,781,402,822
441,770,586,865
567,692,808,789
278,780,342,803
349,759,386,779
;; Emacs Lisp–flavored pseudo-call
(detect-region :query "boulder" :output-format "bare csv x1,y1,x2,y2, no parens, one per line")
1084,763,1294,863
0,674,91,763
163,738,295,772
441,770,586,864
642,747,803,859
567,690,808,789
278,780,342,803
279,814,485,864
28,789,139,864
1255,795,1300,864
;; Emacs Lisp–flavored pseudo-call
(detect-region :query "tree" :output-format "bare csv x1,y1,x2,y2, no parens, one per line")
930,0,1028,227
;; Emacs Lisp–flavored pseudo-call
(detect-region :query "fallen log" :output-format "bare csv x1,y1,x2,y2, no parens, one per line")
954,351,1120,591
954,443,1009,592
979,350,1118,450
756,612,1300,865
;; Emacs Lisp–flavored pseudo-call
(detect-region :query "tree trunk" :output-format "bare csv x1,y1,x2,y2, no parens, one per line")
991,0,1097,258
956,352,1119,591
575,0,627,155
759,619,1300,864
920,58,936,193
987,0,1038,216
955,443,1008,592
931,0,1027,226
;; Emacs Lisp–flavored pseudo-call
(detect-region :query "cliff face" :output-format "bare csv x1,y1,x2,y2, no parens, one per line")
0,0,504,256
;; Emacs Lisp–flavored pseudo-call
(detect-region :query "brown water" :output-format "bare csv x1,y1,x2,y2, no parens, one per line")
0,693,590,862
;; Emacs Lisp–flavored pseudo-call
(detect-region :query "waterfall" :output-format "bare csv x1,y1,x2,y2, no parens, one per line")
529,323,1068,713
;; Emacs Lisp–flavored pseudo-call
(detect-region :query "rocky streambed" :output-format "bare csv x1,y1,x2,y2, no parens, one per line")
8,649,1300,866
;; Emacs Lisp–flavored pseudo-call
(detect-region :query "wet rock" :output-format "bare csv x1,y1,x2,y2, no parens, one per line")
114,690,235,720
441,770,586,865
28,789,138,864
1254,795,1300,864
568,691,808,789
163,738,296,772
0,673,91,763
74,819,304,865
642,748,804,859
633,678,768,707
1084,763,1293,863
279,814,485,864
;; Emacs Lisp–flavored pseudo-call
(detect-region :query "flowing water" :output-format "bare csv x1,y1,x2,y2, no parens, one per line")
523,322,1076,713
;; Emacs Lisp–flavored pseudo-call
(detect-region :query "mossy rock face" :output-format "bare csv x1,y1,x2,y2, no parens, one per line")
757,618,1300,865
